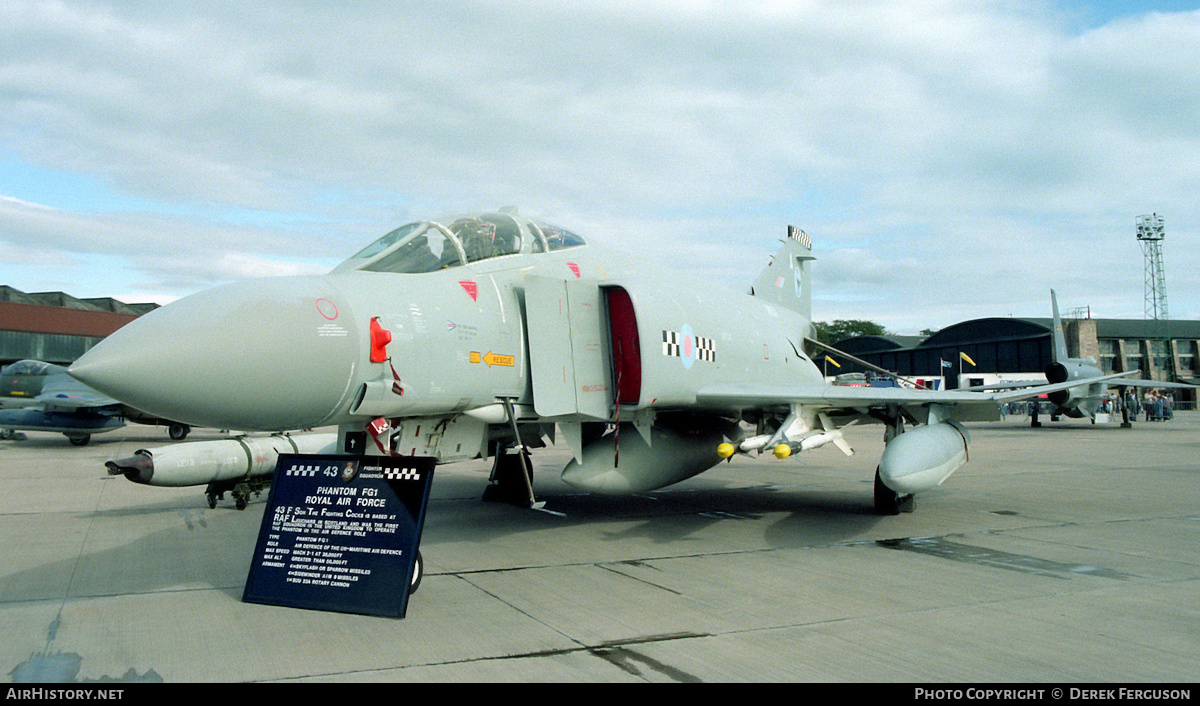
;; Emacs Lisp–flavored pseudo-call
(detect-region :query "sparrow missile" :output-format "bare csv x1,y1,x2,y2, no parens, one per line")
107,432,338,486
106,432,338,508
877,421,969,495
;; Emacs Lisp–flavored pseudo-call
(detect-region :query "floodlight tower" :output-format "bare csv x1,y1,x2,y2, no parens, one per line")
1136,213,1169,373
1136,213,1168,321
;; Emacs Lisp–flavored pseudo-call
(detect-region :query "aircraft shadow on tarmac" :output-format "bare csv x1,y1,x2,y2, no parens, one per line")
421,481,889,558
1,479,888,609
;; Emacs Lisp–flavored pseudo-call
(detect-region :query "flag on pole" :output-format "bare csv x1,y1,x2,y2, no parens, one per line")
824,355,841,368
959,352,976,367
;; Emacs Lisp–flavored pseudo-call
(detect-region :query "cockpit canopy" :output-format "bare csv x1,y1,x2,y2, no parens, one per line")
333,210,586,274
1,360,55,376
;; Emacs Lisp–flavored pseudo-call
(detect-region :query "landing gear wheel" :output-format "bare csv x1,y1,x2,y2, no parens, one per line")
168,423,190,440
206,493,217,509
409,550,423,595
483,448,535,507
874,467,913,515
67,434,90,446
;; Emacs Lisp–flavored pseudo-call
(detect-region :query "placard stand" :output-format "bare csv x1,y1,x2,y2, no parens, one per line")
242,454,435,618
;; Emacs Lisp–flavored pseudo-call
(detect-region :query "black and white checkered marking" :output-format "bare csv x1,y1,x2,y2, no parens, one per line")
661,328,716,365
662,330,682,357
787,225,812,251
383,467,422,482
285,464,320,477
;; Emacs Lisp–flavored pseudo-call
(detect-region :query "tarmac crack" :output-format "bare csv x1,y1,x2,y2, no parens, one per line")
278,631,711,683
597,560,684,595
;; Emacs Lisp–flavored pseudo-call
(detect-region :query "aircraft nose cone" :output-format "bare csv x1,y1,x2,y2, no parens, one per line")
70,276,360,431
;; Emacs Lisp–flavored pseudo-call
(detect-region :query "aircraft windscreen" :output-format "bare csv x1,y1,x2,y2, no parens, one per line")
531,220,586,250
347,222,423,261
361,227,464,273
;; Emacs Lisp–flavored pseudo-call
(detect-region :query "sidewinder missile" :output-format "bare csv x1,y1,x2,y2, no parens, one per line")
877,421,969,495
106,432,338,487
724,417,857,459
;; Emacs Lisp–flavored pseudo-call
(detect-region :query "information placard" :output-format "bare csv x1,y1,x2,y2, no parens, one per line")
242,454,435,618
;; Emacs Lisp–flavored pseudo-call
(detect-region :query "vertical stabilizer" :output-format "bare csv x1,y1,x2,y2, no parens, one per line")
1050,289,1069,363
750,226,815,323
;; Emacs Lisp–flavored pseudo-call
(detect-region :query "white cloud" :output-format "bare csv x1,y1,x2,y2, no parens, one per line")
0,0,1197,332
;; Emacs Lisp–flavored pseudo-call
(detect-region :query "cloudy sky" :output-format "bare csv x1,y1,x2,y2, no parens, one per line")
1,0,1197,334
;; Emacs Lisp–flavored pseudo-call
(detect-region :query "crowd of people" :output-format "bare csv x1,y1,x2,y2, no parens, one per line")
1127,389,1175,422
999,389,1179,422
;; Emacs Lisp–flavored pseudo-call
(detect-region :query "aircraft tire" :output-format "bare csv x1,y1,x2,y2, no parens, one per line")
874,467,913,515
169,423,190,440
874,468,900,515
410,551,422,595
67,434,90,446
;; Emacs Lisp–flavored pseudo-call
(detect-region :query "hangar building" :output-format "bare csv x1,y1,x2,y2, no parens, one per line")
831,315,1199,406
0,286,157,367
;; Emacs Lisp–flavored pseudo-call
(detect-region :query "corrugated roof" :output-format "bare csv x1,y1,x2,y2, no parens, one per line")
0,286,157,316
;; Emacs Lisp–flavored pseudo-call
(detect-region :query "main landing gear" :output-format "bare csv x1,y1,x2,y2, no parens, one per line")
874,466,914,515
482,397,544,509
482,446,536,507
205,477,267,510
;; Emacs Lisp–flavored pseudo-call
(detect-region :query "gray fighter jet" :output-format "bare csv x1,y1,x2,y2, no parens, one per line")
69,209,1122,513
990,291,1195,427
1,359,191,445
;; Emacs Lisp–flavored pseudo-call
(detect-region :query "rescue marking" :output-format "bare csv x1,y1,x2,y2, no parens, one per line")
470,351,515,367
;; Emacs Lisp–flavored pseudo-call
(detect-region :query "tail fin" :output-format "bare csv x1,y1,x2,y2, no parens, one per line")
750,225,815,322
1050,289,1069,363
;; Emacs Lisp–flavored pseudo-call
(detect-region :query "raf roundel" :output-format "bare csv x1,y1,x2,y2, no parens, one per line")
662,324,715,369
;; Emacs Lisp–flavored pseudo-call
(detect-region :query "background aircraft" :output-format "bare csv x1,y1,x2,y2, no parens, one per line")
1007,291,1195,427
1,359,191,445
70,210,1115,514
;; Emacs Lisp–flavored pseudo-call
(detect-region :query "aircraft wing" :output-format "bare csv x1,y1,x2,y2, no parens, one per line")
696,371,1137,421
34,375,123,414
1107,378,1198,390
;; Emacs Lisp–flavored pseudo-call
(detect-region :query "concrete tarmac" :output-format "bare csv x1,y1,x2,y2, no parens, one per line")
1,412,1197,683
